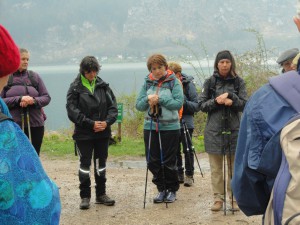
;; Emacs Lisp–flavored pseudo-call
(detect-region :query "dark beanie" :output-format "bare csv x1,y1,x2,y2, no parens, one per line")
216,51,233,63
0,24,20,78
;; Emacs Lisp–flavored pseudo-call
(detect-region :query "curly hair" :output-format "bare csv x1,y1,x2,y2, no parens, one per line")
79,56,101,75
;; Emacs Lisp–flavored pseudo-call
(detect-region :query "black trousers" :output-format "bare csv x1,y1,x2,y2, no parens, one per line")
144,129,180,192
23,126,44,156
177,128,195,176
76,138,109,199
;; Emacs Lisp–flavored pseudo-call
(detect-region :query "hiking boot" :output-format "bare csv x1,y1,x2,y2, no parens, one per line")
231,201,240,211
164,191,176,203
211,201,223,211
95,194,115,206
184,175,193,187
80,198,90,210
178,173,184,184
153,191,165,203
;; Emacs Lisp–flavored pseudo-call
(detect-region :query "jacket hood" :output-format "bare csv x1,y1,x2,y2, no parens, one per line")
269,71,300,112
181,73,194,84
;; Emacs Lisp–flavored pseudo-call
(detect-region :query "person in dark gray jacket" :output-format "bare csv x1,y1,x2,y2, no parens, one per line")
168,61,199,187
66,56,118,210
198,50,247,212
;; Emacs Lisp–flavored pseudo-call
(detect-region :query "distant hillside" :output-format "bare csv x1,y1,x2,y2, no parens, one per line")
0,0,298,65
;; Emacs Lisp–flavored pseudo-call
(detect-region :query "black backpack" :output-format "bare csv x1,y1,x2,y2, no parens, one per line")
7,70,39,91
4,71,47,121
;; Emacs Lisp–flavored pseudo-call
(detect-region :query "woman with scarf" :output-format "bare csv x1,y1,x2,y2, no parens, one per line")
136,54,184,204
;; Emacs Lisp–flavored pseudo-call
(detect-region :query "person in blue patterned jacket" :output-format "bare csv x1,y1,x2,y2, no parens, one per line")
0,24,61,225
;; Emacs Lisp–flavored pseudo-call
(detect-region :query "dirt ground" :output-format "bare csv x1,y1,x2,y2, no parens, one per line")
40,153,262,225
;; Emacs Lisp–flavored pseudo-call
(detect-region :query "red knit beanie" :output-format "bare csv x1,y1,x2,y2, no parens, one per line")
0,24,20,77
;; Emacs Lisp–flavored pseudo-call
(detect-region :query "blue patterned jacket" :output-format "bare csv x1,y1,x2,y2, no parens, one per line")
0,98,61,224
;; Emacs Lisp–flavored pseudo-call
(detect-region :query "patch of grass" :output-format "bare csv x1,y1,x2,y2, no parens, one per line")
42,132,74,157
193,135,205,153
109,138,145,157
41,132,205,158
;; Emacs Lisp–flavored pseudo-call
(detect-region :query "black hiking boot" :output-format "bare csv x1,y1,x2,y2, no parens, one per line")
164,191,176,203
95,194,115,206
153,191,166,203
80,198,90,210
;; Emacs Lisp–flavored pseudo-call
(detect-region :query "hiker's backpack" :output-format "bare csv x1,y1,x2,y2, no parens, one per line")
181,74,196,97
6,71,47,121
0,105,61,224
7,70,39,91
264,113,300,225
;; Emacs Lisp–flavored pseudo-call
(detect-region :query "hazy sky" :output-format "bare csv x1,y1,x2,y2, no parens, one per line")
1,0,299,65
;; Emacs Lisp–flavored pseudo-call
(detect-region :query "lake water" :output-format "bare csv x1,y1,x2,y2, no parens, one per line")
31,62,211,131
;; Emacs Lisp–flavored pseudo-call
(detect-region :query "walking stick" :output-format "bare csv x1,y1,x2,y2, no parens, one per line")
221,107,235,215
226,109,235,214
21,108,25,131
156,112,168,208
181,120,195,183
222,107,227,215
143,115,153,209
26,107,32,143
228,134,235,214
182,120,204,177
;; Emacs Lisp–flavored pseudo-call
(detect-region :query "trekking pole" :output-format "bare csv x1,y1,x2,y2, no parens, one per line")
226,109,235,214
284,213,300,225
228,138,234,214
223,146,227,215
143,113,153,209
156,113,168,208
21,108,25,131
222,107,227,215
26,107,32,143
181,120,195,183
183,121,204,177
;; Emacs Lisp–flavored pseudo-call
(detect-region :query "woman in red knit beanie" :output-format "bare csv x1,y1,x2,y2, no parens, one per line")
0,24,61,225
0,24,20,90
